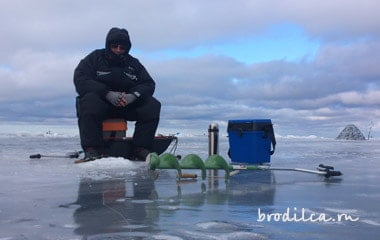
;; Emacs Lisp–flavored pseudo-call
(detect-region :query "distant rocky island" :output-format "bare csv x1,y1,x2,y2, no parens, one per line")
336,124,366,140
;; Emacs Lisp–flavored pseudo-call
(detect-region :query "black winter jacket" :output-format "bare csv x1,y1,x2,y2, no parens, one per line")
74,28,155,100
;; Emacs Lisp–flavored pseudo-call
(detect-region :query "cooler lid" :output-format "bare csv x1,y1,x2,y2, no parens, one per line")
228,119,272,131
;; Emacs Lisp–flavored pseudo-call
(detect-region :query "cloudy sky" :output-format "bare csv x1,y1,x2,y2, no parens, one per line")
0,0,379,137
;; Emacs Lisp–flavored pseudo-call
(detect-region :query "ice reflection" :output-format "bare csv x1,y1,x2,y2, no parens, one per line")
69,169,276,238
176,170,276,207
73,172,159,238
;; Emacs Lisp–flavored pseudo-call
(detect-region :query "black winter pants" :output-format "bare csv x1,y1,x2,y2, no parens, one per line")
76,93,161,151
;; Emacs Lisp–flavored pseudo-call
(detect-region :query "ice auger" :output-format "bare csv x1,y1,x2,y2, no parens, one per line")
149,153,342,180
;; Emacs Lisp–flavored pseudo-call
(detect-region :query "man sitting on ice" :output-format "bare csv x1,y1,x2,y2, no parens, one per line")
73,27,160,162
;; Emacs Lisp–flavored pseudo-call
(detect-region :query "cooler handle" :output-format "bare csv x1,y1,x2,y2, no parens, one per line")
262,124,276,155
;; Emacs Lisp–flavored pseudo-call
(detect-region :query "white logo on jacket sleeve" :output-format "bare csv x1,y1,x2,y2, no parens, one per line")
124,72,138,81
96,71,111,76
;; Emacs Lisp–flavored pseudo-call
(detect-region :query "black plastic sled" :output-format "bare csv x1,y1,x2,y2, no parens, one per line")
103,135,177,158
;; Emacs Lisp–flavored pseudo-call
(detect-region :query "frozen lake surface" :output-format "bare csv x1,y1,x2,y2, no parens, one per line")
0,129,379,239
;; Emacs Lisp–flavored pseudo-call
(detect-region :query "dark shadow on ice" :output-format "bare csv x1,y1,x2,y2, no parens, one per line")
323,177,343,185
72,172,159,238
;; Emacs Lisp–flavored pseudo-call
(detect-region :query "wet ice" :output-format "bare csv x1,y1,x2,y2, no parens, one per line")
0,126,380,239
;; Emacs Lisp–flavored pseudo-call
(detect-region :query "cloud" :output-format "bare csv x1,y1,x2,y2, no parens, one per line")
336,90,380,106
149,38,379,136
0,0,379,137
151,40,380,108
1,0,379,53
2,39,378,136
0,50,79,102
280,0,380,41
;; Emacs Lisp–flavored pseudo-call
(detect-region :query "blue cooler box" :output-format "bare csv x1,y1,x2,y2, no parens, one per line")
228,119,276,164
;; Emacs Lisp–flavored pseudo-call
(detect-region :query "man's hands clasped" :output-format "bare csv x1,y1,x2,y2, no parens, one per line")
106,91,137,107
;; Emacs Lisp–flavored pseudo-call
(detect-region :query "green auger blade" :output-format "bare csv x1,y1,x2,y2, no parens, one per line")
158,153,182,178
204,154,230,179
180,154,206,180
149,152,160,170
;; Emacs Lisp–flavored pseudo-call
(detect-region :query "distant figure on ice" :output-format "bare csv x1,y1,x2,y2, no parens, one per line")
74,27,160,162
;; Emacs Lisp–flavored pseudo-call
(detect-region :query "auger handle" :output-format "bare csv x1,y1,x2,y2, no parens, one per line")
67,151,81,158
29,151,82,159
319,164,334,170
325,170,343,178
29,154,42,159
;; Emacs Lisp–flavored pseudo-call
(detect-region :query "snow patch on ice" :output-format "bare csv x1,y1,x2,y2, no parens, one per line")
130,199,155,204
77,157,141,170
158,205,179,211
115,198,126,202
62,224,77,228
361,219,380,226
222,231,267,240
121,224,148,229
354,193,380,198
324,208,360,215
0,123,79,138
182,230,266,240
0,132,77,139
275,134,327,140
153,234,183,240
75,157,145,179
196,221,238,231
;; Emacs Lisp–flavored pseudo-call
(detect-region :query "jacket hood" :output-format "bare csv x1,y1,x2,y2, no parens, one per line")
105,27,132,53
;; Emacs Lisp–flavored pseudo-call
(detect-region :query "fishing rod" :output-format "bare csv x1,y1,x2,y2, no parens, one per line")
29,151,83,159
